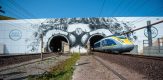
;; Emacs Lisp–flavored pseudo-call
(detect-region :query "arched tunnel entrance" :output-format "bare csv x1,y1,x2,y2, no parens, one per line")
89,35,104,50
49,36,69,52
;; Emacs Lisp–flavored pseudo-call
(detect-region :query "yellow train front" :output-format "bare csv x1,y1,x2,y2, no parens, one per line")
93,36,134,53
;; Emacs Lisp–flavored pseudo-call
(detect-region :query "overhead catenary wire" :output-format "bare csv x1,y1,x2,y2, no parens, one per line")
98,0,106,17
120,0,150,22
0,0,37,31
0,0,34,24
130,17,149,23
123,6,163,24
0,0,45,32
121,20,163,35
0,19,36,32
10,0,44,23
129,5,163,24
148,6,163,16
8,0,39,19
1,0,162,31
109,0,142,27
7,0,49,33
0,20,35,33
111,0,123,17
126,0,149,16
2,3,34,25
126,0,152,23
122,0,137,16
7,0,41,22
118,0,137,20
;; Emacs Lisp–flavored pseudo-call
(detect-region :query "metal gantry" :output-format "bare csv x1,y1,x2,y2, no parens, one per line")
147,21,153,46
121,20,163,35
121,20,163,47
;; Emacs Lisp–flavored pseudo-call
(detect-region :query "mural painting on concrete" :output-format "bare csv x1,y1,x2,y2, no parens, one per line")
26,17,136,53
1,17,163,55
6,17,163,54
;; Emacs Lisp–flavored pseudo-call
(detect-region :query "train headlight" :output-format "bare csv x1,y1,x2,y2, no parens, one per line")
120,40,124,43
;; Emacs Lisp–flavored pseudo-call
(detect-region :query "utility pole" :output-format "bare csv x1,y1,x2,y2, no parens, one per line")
147,21,152,46
79,46,80,54
41,33,43,60
87,41,91,54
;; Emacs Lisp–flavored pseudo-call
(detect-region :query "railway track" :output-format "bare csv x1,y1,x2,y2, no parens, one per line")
93,51,163,61
93,56,127,80
93,52,163,80
120,52,163,61
0,53,59,68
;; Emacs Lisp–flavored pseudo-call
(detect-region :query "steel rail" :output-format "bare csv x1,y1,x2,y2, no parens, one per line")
93,56,127,80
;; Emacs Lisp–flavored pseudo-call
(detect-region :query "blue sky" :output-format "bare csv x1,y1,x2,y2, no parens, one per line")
0,0,163,19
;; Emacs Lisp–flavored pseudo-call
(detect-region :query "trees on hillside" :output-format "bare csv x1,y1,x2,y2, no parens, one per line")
0,6,5,14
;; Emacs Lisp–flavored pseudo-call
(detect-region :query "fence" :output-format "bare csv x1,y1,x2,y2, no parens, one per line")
143,38,163,56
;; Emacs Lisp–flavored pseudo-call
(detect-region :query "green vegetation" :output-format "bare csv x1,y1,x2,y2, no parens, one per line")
28,53,80,80
0,15,15,20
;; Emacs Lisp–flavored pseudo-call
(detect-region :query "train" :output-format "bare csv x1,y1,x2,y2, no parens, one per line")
93,36,134,53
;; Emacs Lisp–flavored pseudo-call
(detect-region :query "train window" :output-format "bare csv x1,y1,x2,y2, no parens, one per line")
117,36,126,39
105,39,116,46
102,40,106,46
94,42,100,48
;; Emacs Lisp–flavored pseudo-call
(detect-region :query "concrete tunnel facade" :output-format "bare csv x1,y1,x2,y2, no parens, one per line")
0,17,135,54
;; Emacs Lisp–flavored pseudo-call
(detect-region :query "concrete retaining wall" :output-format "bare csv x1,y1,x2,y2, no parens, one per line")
130,45,138,54
143,46,163,57
0,43,4,54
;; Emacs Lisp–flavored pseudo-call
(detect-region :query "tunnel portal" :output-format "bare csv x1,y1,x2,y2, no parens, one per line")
49,36,68,52
89,35,104,49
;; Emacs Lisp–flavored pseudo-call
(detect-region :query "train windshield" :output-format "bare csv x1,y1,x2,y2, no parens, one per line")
117,36,127,39
104,39,116,46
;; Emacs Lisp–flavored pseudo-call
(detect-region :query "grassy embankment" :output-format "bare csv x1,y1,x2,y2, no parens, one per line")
28,53,80,80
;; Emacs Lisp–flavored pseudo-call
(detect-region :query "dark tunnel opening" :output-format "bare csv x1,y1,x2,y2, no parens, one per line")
49,36,68,52
89,35,104,50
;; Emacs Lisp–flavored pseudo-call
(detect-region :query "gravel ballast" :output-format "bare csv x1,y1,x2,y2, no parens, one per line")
94,52,163,80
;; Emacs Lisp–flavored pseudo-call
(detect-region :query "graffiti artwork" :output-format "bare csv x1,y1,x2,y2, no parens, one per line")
26,17,135,53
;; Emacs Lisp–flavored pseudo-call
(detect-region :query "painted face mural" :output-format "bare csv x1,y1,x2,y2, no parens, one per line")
27,17,136,53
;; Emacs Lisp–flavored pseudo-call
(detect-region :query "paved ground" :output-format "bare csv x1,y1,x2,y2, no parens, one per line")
0,55,69,80
72,55,147,80
72,56,121,80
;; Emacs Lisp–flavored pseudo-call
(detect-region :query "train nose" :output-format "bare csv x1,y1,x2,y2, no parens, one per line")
123,45,134,51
